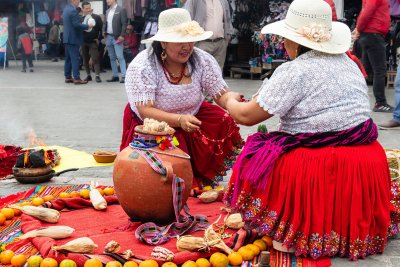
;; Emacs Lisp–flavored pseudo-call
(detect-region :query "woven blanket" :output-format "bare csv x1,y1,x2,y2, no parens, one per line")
0,185,331,267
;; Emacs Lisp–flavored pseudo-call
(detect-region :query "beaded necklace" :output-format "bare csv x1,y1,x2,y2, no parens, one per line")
162,62,190,85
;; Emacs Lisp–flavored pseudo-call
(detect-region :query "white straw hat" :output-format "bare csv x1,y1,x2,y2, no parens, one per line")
141,8,213,44
261,0,351,54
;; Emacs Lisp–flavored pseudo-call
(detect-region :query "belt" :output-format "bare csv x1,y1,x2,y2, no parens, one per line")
106,33,114,36
204,37,224,42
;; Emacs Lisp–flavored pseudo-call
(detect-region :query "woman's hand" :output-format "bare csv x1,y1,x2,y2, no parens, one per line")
179,114,201,132
217,91,242,110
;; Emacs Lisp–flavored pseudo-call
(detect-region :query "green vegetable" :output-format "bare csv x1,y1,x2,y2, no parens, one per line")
257,124,268,133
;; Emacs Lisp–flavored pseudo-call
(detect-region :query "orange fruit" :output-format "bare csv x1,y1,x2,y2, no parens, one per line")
59,192,70,199
11,254,27,267
209,253,228,267
19,201,31,206
84,258,103,267
69,191,80,198
123,261,139,267
105,261,122,267
161,262,177,267
237,246,254,261
202,186,212,191
246,244,260,256
0,250,15,264
103,187,115,196
40,257,58,267
139,259,158,267
261,236,273,248
0,213,6,225
27,255,43,267
181,261,196,267
227,252,242,266
43,195,55,202
59,259,77,267
80,189,90,199
1,208,15,219
12,208,22,216
195,258,210,267
253,239,267,251
31,197,44,206
209,253,223,265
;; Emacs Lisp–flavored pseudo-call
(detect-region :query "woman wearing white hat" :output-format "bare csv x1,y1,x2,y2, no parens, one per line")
221,0,394,260
122,8,243,188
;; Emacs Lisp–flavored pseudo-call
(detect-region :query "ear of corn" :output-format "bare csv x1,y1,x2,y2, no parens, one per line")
104,240,121,253
9,205,60,223
176,219,233,254
151,246,175,261
90,181,107,210
198,190,220,203
52,237,98,254
225,213,245,229
20,226,75,240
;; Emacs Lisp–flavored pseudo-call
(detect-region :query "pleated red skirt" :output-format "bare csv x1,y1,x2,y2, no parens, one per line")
225,141,393,260
120,102,243,187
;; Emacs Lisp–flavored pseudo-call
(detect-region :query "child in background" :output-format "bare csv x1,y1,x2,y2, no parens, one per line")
17,26,34,72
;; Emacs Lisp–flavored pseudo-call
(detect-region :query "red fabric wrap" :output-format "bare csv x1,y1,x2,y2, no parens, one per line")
120,101,243,187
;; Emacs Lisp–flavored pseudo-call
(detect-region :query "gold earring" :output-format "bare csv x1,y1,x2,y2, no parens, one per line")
161,50,167,62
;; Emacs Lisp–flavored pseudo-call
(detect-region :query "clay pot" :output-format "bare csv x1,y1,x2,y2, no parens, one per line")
113,146,193,224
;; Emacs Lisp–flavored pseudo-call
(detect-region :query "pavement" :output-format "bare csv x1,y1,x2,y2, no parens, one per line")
0,60,399,266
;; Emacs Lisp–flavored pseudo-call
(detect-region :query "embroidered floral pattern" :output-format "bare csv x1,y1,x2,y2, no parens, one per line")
224,186,393,260
296,23,332,42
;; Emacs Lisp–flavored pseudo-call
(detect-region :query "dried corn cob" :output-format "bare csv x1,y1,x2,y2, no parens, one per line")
90,181,107,210
151,246,174,261
20,226,75,240
225,213,244,229
52,237,98,254
9,205,60,223
104,240,121,253
198,190,220,203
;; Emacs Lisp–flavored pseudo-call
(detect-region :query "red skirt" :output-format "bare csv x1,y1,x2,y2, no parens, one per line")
225,141,393,260
120,102,243,187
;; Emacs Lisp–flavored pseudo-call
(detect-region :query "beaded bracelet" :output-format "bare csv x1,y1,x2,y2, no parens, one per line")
177,115,183,127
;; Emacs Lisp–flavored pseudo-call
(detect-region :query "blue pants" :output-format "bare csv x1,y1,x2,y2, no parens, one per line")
64,44,81,79
394,68,400,122
106,35,126,78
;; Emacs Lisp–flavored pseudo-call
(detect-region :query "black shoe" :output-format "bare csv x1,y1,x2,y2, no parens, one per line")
373,103,394,113
21,69,26,72
120,77,125,83
29,69,34,72
95,76,102,83
73,79,88,85
107,76,119,82
84,75,92,82
51,58,58,62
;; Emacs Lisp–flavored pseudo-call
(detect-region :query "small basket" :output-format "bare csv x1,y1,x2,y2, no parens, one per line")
385,149,400,181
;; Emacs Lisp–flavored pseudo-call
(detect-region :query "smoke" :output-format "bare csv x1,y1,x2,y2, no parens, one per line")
0,105,33,146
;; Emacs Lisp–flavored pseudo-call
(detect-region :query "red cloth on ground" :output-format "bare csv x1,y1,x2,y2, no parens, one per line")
225,141,392,260
120,101,243,187
357,0,390,35
13,197,236,266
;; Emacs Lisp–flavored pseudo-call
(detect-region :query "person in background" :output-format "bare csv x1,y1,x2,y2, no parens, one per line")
81,1,103,83
48,20,60,62
104,0,128,83
352,0,393,113
63,0,93,85
379,74,400,128
17,26,34,73
123,24,139,63
184,0,233,71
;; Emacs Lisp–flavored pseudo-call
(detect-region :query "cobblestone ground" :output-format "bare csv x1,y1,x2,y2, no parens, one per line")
0,61,399,266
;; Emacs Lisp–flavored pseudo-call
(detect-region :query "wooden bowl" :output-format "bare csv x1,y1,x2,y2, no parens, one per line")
92,152,117,163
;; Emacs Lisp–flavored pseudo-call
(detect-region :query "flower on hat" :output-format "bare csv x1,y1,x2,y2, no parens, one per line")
296,23,331,42
175,21,204,36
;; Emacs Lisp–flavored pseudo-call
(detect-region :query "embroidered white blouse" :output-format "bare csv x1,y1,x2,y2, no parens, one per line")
125,47,227,119
256,50,371,134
